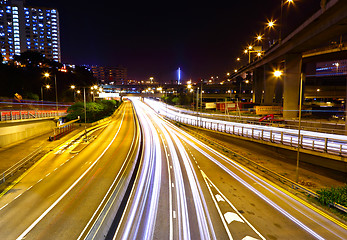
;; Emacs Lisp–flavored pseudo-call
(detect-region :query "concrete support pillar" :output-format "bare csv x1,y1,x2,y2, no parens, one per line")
283,54,302,119
263,65,276,105
252,67,264,104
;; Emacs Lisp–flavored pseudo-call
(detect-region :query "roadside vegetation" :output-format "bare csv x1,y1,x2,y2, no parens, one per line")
317,185,347,208
66,99,121,123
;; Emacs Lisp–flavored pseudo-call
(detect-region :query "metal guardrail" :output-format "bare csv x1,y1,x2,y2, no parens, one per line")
177,122,347,214
166,114,347,157
0,110,66,121
0,146,43,184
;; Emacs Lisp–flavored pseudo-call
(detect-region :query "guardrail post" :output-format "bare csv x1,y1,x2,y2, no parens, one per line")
252,128,254,138
300,135,303,148
233,125,235,135
324,138,328,153
261,129,264,140
270,130,272,142
241,127,244,136
281,132,283,144
224,124,226,132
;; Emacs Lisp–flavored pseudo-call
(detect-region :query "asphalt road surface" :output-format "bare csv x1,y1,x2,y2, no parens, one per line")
0,102,140,240
113,98,347,240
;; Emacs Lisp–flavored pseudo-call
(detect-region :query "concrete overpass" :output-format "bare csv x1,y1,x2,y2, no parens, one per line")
231,0,347,118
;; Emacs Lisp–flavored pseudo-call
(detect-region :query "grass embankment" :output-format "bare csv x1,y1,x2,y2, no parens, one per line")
66,99,121,123
317,185,347,208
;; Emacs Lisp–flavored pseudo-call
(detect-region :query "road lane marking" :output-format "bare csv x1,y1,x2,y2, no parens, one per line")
215,194,224,202
224,212,244,224
242,236,260,240
173,210,176,219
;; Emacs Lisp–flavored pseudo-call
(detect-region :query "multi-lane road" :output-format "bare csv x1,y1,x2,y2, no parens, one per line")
0,102,140,239
0,99,346,239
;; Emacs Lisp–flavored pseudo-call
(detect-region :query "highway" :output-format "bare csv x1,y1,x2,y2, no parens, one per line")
145,99,347,157
0,102,140,239
112,98,347,239
0,99,346,239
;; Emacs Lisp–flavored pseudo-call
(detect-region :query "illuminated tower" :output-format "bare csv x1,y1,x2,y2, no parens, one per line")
177,67,181,85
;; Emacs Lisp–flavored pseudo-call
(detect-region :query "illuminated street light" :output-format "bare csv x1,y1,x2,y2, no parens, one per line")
273,70,283,78
256,34,263,41
43,72,58,114
267,19,276,29
71,85,76,90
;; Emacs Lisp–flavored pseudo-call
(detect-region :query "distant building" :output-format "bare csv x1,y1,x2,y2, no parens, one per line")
316,60,347,76
0,0,61,62
91,65,127,85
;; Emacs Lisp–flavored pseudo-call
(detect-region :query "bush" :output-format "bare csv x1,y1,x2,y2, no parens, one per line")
317,185,347,207
66,100,120,123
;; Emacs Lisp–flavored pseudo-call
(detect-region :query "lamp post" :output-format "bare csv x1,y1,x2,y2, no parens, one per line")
296,73,304,183
83,87,87,140
44,72,58,115
71,85,76,102
40,84,50,111
244,45,264,64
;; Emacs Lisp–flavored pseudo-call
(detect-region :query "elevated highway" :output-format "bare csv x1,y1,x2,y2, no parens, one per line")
231,0,347,118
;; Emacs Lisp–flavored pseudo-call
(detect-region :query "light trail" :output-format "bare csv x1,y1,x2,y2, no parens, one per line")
167,118,346,240
115,100,162,239
145,98,347,156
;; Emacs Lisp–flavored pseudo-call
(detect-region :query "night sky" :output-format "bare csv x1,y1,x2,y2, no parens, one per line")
27,0,319,81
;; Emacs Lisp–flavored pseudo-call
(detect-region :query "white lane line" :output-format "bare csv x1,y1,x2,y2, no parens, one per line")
224,212,244,224
201,171,233,240
215,194,224,202
16,108,126,240
172,183,174,188
242,236,260,240
159,133,174,240
173,210,176,219
0,203,9,211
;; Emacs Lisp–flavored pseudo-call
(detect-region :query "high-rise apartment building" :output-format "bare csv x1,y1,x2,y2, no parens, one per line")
0,0,61,62
92,65,127,85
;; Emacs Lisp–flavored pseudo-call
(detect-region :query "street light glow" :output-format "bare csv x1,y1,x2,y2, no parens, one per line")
71,85,75,89
267,19,276,29
256,34,263,41
274,70,283,77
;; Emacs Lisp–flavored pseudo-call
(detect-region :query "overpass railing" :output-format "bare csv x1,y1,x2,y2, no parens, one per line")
0,110,67,122
170,115,347,157
145,99,347,158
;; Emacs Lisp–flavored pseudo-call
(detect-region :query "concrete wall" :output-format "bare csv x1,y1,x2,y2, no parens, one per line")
0,119,56,148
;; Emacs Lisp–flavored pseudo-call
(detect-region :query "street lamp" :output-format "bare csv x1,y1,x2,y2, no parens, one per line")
40,84,50,111
279,0,295,44
273,70,283,78
43,72,58,115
